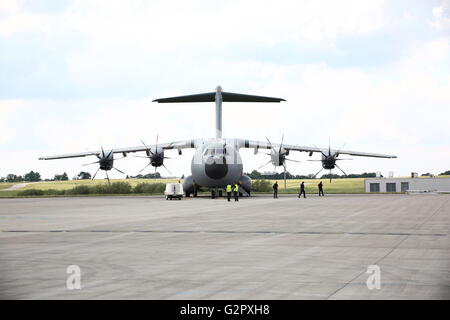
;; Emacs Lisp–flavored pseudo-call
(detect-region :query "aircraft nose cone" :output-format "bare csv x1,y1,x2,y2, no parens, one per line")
205,156,228,180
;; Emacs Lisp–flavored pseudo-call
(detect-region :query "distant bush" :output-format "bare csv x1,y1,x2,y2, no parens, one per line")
65,185,91,195
45,189,65,196
86,182,132,194
133,182,165,194
251,179,272,192
89,184,108,194
107,182,132,194
18,189,45,196
16,182,167,197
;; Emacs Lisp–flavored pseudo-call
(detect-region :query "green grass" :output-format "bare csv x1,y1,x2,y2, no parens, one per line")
0,179,174,198
0,183,15,191
0,190,20,197
258,178,365,194
2,175,449,198
0,177,366,198
14,181,167,197
18,178,182,191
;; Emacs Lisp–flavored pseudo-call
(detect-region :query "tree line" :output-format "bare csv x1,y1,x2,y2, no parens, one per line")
244,170,380,180
0,170,167,182
1,171,76,182
2,169,450,183
244,169,450,180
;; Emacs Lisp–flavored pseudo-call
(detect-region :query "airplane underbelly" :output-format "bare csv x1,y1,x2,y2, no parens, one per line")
192,163,243,187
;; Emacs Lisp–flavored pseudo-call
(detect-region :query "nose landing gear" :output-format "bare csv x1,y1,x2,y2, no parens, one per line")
211,187,223,199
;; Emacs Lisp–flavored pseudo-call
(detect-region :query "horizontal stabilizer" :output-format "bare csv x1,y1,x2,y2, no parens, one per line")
222,92,285,102
153,92,215,103
153,92,286,103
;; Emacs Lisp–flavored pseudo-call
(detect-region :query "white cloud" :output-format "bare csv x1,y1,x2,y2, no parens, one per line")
63,0,386,50
3,39,450,179
1,1,450,179
0,0,20,15
0,0,50,37
431,2,450,30
399,38,449,74
0,100,19,144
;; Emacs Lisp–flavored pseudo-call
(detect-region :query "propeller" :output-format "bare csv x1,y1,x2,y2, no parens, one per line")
259,134,301,189
82,147,126,184
307,140,352,182
136,135,173,176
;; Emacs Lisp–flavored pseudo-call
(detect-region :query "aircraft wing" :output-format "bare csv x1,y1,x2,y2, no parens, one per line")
241,139,397,158
39,140,195,160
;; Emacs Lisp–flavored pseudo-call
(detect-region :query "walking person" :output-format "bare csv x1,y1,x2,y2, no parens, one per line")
298,181,306,198
273,181,278,199
226,184,232,202
233,183,239,202
318,181,324,196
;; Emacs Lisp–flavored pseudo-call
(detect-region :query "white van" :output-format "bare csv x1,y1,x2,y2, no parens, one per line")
164,183,184,200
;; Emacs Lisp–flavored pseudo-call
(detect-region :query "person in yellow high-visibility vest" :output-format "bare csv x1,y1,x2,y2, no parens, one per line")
226,184,232,202
233,183,239,202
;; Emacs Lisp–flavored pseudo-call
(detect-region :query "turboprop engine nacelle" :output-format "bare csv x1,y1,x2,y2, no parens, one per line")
270,148,287,167
97,149,114,171
321,152,337,170
148,147,165,168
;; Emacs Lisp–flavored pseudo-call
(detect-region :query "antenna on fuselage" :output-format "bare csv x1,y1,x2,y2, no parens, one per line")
152,86,286,139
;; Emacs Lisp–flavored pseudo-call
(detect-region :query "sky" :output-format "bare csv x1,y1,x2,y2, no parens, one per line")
0,0,449,180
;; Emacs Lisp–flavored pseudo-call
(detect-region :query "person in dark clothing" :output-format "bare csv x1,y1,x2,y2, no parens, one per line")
318,181,324,196
273,181,279,199
298,181,306,198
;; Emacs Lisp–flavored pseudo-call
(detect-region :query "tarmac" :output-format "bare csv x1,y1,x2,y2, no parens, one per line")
0,194,449,299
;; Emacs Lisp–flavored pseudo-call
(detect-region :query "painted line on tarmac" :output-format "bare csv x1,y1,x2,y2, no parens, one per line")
1,230,447,237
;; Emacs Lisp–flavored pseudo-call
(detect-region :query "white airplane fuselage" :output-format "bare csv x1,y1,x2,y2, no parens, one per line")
190,138,243,188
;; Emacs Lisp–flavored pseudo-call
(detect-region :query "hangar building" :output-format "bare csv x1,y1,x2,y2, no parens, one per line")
365,177,450,193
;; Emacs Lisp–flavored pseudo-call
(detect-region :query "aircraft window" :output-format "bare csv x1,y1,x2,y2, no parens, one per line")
203,147,226,156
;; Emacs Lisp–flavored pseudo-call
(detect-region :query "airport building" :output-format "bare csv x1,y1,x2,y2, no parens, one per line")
364,176,450,193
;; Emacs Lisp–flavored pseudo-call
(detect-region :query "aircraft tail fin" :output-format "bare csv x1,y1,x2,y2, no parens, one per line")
153,87,286,138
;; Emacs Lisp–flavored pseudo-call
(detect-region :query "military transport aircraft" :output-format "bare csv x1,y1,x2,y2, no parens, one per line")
39,86,397,197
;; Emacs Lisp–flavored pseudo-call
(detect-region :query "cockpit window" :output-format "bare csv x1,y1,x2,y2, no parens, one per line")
203,147,227,156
